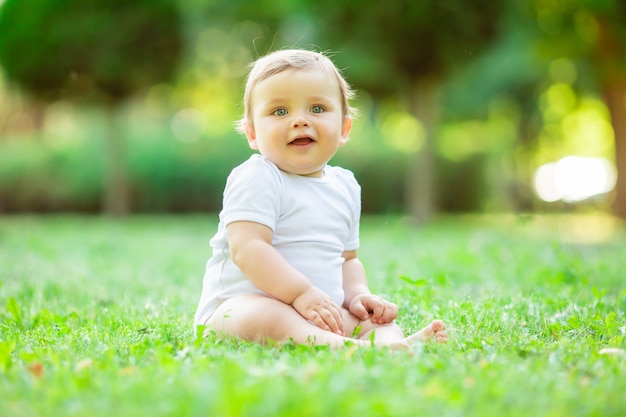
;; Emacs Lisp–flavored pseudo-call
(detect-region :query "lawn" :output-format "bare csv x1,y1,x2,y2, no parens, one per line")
1,213,625,417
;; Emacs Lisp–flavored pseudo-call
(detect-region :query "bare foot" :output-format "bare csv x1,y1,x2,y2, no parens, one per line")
404,320,448,345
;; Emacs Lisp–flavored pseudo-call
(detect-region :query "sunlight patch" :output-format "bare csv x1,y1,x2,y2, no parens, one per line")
534,156,616,202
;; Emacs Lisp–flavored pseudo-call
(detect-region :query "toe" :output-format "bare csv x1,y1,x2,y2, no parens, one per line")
431,319,446,333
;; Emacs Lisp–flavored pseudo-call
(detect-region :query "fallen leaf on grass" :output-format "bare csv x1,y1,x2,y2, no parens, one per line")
26,362,44,379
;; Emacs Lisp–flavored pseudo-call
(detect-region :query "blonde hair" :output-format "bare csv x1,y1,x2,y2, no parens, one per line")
236,49,357,134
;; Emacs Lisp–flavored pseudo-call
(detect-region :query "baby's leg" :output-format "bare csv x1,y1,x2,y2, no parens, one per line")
405,320,448,344
344,311,448,345
342,309,405,342
206,294,403,349
206,294,447,348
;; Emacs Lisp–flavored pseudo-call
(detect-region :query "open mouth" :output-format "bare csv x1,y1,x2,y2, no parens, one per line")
289,137,314,146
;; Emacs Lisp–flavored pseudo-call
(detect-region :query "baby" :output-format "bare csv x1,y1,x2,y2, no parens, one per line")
194,49,447,349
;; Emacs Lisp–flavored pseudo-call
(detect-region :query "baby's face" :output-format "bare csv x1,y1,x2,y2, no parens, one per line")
244,68,352,178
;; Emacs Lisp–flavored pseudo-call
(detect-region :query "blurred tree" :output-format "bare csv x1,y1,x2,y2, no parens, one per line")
531,0,626,219
0,0,183,215
194,0,305,56
308,0,505,221
441,2,546,211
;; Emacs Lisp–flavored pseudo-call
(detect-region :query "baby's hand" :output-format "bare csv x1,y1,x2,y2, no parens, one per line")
349,294,398,324
292,286,344,336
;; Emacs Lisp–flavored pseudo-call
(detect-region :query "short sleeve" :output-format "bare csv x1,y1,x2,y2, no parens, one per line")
221,156,283,231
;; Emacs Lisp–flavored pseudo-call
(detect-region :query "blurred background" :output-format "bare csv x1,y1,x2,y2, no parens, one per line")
0,0,624,223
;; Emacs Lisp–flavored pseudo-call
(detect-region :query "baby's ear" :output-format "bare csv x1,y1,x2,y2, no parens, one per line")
243,120,258,149
339,116,353,146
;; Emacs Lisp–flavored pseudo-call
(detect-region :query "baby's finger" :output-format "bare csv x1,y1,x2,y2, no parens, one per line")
305,311,330,332
317,306,344,336
329,304,345,335
350,302,369,321
385,304,400,323
370,299,386,323
382,302,399,322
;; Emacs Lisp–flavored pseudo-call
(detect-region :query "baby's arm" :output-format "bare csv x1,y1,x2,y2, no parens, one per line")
342,250,398,324
227,220,345,335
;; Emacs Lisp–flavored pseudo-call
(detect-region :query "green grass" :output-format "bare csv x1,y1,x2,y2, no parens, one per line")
1,213,625,417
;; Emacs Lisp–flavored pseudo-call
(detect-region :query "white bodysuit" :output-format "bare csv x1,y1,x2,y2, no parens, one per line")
194,154,361,326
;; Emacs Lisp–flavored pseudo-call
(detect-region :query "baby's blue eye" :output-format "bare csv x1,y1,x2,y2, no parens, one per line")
273,108,287,116
310,105,324,114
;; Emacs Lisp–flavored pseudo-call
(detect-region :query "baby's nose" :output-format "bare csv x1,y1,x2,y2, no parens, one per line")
291,113,310,127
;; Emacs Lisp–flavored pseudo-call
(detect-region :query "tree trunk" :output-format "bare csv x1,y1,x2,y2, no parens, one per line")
603,80,626,220
405,78,439,223
595,18,626,220
103,105,129,216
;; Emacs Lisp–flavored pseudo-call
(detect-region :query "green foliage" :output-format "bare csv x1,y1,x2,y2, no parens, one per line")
0,0,622,215
0,137,103,211
0,214,625,416
0,0,186,215
0,132,245,212
0,135,413,213
0,0,183,103
0,114,419,213
308,0,504,92
531,0,626,74
190,0,505,95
